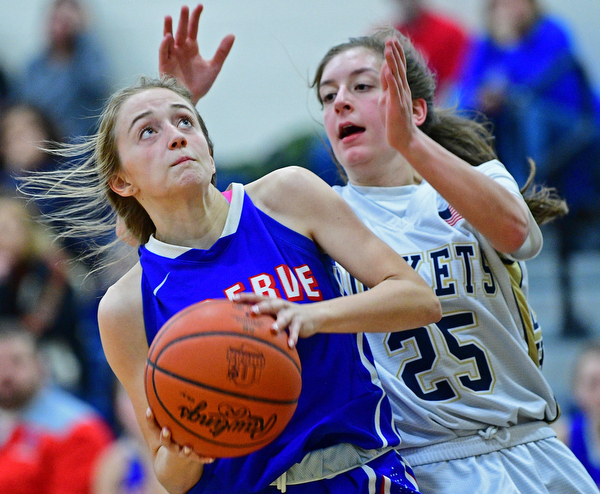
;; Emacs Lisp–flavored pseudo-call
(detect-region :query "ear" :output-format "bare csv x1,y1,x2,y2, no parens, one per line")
109,174,138,197
412,98,427,127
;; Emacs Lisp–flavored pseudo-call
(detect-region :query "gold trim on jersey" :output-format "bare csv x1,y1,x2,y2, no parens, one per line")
504,260,541,367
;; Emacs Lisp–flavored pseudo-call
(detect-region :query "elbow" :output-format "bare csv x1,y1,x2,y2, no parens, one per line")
507,214,530,253
499,229,529,255
493,210,531,254
429,295,443,324
421,289,442,325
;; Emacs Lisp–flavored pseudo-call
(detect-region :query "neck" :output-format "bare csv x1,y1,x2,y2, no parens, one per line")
152,186,230,249
346,154,419,187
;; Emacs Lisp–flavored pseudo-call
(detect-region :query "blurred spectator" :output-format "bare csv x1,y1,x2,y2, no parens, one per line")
0,101,125,424
458,0,600,337
553,343,600,487
388,0,471,103
0,102,64,193
0,101,115,264
0,196,86,394
93,379,167,494
15,0,112,139
0,321,113,494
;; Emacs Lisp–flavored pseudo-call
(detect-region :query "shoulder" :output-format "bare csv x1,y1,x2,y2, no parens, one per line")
245,166,329,201
532,16,572,48
244,166,350,240
98,262,147,365
247,165,341,215
98,263,143,325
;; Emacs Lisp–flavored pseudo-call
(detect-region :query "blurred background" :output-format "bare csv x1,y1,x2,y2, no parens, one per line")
0,0,599,490
1,0,598,165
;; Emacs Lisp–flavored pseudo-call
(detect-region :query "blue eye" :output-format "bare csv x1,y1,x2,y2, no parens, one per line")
140,127,155,139
179,117,193,127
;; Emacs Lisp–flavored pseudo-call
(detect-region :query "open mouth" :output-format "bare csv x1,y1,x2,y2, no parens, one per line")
339,124,365,140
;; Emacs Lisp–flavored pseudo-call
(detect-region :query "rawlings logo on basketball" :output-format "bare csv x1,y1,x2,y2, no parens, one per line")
227,344,265,386
178,401,277,439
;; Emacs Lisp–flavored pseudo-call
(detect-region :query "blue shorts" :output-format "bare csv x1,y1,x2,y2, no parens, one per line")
267,450,420,494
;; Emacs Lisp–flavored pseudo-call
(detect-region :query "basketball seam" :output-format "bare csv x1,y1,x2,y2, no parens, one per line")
146,358,299,406
152,331,302,374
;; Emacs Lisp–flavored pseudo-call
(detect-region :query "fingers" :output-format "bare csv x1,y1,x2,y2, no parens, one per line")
385,38,408,94
231,292,265,304
188,4,204,41
148,408,215,463
212,34,235,66
286,319,300,348
163,15,173,37
146,407,161,432
174,5,190,46
380,59,390,92
158,33,175,74
232,294,297,346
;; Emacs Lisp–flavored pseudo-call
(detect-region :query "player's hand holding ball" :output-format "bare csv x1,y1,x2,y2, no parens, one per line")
233,292,322,348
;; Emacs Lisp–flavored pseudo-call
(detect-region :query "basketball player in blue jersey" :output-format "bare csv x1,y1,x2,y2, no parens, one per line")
19,75,442,493
158,5,599,493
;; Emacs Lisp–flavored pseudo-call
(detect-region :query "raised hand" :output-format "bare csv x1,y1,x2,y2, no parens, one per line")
159,4,235,105
379,38,420,154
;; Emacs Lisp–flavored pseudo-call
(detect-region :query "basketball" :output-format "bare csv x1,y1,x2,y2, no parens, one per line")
144,298,302,458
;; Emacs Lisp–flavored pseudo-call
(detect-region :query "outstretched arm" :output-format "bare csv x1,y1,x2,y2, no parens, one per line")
381,37,532,255
159,4,235,105
241,167,442,347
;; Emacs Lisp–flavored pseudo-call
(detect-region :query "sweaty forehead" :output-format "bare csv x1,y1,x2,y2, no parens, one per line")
321,47,383,84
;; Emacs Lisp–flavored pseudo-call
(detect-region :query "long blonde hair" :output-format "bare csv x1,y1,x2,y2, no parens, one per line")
18,76,215,265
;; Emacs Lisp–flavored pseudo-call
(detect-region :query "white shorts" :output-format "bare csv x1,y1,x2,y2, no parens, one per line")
400,423,599,494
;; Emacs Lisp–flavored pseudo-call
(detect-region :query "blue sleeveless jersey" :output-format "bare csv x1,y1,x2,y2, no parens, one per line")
138,184,401,494
570,413,600,487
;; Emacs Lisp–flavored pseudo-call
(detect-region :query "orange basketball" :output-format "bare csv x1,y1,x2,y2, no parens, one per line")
144,299,302,458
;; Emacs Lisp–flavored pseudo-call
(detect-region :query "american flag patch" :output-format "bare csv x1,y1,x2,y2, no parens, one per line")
439,205,463,226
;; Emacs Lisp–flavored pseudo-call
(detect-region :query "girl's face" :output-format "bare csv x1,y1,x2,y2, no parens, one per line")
319,47,400,182
113,88,214,202
488,0,536,43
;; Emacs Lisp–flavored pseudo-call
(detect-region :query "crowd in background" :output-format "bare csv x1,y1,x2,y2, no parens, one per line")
0,0,598,492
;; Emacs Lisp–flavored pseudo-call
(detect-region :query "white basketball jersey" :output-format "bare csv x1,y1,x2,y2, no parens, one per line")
333,160,559,449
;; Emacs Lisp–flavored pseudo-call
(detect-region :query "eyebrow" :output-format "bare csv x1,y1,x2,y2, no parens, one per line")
128,110,151,134
128,103,195,134
319,67,380,89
